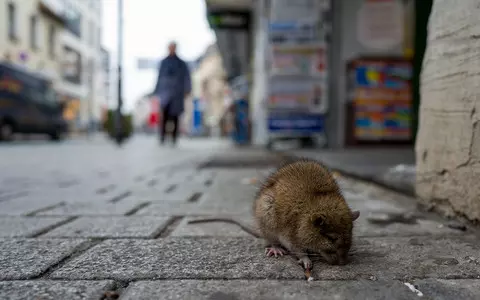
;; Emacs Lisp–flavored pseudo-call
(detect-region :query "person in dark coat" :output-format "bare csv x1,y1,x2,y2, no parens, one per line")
153,41,192,145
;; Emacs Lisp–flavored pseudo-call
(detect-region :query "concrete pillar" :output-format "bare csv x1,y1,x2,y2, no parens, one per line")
415,0,480,221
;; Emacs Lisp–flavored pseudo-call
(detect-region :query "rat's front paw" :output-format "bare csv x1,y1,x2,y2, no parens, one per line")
265,246,287,257
298,256,312,269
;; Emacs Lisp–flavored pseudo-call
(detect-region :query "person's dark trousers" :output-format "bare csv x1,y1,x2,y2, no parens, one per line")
159,102,179,145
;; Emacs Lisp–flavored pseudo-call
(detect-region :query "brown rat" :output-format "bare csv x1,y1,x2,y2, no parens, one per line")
188,158,359,269
254,158,359,269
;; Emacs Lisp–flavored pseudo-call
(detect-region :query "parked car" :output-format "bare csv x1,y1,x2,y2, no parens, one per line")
0,62,68,141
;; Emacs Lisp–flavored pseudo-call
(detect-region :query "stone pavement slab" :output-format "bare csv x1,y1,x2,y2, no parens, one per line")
311,236,480,280
0,239,87,280
0,198,62,216
0,280,115,300
36,199,146,216
51,238,302,281
289,148,415,196
203,185,258,203
196,199,255,216
121,279,480,300
0,216,69,237
25,188,131,203
353,217,461,237
171,216,255,237
134,201,203,216
42,216,171,238
132,183,208,202
135,198,254,216
50,236,480,281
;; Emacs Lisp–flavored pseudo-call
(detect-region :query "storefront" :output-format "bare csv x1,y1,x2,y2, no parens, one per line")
58,93,81,131
342,0,416,146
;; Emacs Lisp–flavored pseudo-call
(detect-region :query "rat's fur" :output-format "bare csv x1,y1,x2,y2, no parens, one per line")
254,158,360,267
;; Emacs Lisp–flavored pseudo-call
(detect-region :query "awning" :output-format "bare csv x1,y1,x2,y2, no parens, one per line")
205,0,254,81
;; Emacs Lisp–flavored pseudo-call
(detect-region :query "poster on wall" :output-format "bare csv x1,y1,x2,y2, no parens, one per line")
357,0,404,51
266,0,332,141
268,20,318,45
351,59,412,141
270,44,328,77
268,78,328,114
268,112,325,134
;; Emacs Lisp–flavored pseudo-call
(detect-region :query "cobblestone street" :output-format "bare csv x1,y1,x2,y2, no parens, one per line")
0,137,479,299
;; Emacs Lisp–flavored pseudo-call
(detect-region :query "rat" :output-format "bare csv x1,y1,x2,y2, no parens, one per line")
188,158,360,269
254,158,360,269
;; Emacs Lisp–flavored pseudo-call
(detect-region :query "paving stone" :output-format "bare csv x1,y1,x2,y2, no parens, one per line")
36,199,145,216
0,280,115,300
121,279,408,300
121,279,480,300
52,236,480,281
347,197,412,213
197,199,255,216
210,169,265,184
354,217,461,237
42,216,171,238
134,202,204,216
201,185,257,204
409,279,480,300
311,236,480,280
50,238,302,280
0,216,69,237
136,198,253,216
0,198,62,216
12,192,112,204
0,239,87,280
171,216,255,237
132,184,207,202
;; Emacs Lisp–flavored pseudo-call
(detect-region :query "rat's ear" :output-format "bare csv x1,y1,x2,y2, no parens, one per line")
313,215,326,227
351,210,360,221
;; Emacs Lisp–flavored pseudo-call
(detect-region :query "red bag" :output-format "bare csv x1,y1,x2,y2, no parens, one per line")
148,112,158,128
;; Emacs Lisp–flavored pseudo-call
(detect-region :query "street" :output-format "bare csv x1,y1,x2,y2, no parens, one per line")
0,136,479,299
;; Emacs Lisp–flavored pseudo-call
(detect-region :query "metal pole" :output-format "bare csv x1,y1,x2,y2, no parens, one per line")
115,0,124,145
87,59,93,139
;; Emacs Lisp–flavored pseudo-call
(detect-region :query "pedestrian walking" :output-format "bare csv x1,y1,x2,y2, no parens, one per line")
152,41,192,146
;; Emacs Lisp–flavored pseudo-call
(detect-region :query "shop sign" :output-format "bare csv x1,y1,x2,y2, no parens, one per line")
207,11,250,30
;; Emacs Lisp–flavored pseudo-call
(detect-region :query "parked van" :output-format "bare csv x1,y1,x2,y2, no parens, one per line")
0,62,68,141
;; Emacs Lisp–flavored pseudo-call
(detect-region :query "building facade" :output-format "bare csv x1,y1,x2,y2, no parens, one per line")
56,0,104,132
189,43,229,135
0,0,106,133
0,0,65,87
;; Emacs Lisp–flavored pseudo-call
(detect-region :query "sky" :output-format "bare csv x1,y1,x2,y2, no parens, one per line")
101,0,216,111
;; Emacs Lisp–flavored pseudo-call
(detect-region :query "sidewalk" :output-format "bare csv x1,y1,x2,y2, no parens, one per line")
0,142,479,299
289,147,416,196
